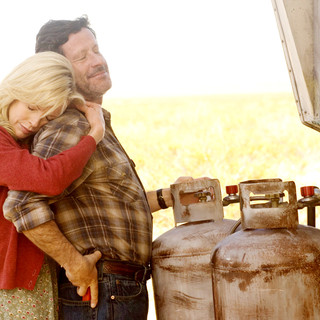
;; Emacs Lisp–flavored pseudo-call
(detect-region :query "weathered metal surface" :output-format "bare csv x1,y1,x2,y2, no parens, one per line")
152,219,239,320
152,179,239,320
211,180,320,319
171,178,224,224
239,179,298,229
211,226,320,319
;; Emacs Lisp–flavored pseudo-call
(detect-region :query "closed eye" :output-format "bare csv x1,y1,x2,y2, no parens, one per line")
75,55,86,62
27,105,36,111
45,116,57,121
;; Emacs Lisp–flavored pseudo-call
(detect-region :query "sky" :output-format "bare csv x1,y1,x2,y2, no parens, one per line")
0,0,292,98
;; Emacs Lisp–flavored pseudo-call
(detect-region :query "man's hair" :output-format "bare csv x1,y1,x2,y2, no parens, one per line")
0,52,84,138
35,15,96,54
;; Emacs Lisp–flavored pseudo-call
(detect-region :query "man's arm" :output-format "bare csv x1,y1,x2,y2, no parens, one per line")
23,220,101,308
3,110,100,307
147,188,172,213
147,176,196,213
147,177,210,213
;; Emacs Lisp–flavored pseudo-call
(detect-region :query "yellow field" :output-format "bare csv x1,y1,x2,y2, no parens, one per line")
104,92,320,238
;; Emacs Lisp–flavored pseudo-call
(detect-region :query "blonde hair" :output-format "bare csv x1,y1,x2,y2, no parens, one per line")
0,51,84,138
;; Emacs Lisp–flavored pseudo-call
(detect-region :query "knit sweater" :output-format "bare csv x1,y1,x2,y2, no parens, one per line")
0,127,96,290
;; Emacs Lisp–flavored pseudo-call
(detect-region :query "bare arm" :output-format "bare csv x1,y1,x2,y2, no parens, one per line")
147,176,195,213
23,220,101,308
147,188,172,213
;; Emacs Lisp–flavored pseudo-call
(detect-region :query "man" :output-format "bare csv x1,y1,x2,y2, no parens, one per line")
3,16,192,320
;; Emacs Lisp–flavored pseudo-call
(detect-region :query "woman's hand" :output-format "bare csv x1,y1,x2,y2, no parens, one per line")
76,102,105,144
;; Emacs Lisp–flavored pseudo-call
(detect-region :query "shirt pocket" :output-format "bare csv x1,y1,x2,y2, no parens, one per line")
90,160,144,204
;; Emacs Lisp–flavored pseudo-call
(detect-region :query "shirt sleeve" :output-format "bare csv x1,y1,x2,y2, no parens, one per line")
0,131,96,196
3,110,96,232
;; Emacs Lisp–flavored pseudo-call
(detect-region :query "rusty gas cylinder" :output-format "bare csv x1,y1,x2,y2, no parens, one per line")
152,179,240,320
211,179,320,320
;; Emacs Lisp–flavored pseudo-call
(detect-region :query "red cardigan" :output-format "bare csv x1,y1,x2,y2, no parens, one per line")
0,127,96,290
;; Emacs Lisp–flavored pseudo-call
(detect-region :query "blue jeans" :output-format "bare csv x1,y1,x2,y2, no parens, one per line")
58,264,149,320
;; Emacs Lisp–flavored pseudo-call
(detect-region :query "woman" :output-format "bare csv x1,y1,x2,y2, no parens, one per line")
0,52,105,319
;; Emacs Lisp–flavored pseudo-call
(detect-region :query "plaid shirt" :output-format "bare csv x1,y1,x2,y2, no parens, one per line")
3,108,152,266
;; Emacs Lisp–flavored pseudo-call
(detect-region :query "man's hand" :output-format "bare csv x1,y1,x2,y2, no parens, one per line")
22,221,102,308
65,250,102,308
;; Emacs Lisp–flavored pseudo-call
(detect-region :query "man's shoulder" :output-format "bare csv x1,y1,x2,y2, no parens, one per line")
32,108,89,150
39,108,89,133
51,108,88,126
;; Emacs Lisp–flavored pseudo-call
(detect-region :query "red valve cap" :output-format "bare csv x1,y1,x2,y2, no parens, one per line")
226,185,238,195
301,186,315,197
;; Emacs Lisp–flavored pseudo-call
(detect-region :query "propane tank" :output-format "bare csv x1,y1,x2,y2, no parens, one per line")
211,179,320,320
152,179,240,320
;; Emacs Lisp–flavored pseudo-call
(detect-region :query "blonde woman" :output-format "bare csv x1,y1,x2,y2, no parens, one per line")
0,52,104,319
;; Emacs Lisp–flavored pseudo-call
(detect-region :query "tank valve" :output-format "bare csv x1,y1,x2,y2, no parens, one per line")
194,191,211,202
298,186,320,207
264,193,284,207
298,186,320,227
223,185,240,206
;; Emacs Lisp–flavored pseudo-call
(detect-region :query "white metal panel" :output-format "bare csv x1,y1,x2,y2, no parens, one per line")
271,0,320,130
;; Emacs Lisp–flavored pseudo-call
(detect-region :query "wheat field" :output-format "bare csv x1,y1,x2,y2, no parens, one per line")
105,92,320,234
103,92,320,318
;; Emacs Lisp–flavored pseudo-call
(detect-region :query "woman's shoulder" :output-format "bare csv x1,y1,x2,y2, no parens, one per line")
0,126,22,150
0,126,10,136
0,127,15,143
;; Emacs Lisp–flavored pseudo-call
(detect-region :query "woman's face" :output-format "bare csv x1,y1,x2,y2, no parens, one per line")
8,101,62,139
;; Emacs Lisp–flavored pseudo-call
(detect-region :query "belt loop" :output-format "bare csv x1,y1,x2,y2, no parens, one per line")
135,265,151,283
97,260,104,281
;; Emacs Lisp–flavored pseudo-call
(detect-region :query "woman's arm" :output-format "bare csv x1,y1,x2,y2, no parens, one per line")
0,129,96,195
0,103,105,196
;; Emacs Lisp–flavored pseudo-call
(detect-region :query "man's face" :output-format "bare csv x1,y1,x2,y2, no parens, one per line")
61,28,112,103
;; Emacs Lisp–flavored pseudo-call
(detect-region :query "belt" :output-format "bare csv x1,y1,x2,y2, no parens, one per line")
100,260,151,283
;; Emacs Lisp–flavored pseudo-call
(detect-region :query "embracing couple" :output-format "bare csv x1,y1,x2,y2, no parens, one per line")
0,16,202,320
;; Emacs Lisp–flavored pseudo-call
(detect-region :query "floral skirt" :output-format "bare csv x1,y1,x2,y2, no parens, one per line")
0,258,58,320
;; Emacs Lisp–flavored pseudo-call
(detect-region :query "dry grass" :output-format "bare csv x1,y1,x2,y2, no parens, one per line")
104,92,320,237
